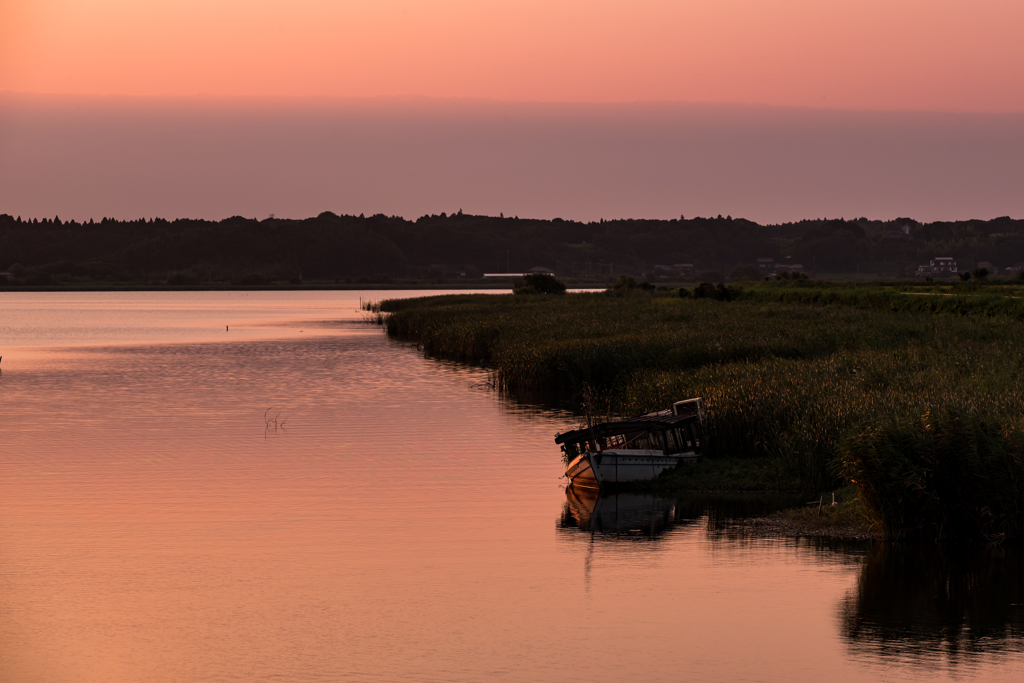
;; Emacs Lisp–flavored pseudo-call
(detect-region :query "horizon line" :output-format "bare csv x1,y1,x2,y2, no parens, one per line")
3,212,1020,228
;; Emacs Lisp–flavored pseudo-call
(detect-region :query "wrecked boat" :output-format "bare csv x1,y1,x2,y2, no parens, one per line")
555,398,705,489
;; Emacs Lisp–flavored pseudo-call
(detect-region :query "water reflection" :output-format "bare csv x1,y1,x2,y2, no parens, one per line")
841,543,1024,663
557,486,805,541
10,291,1024,681
559,486,695,538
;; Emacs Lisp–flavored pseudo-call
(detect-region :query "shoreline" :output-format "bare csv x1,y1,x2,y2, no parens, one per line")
618,466,878,540
4,278,1023,293
0,282,521,292
732,514,878,540
377,290,1024,542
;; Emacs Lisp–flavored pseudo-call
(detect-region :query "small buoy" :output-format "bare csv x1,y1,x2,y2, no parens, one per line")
226,325,229,331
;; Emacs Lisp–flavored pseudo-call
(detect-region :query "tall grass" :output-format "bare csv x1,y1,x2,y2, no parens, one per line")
746,280,1024,319
614,345,1024,495
838,414,1024,541
380,290,1024,535
382,293,1016,393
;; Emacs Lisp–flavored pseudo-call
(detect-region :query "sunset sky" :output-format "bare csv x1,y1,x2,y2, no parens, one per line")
5,0,1024,110
2,0,1023,221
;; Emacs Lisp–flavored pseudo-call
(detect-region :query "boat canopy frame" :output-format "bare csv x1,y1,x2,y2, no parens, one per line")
555,412,702,458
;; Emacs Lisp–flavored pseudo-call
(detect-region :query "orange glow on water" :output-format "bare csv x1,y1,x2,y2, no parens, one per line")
3,293,1024,681
3,0,1024,111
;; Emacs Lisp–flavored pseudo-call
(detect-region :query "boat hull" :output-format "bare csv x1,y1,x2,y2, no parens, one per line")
565,449,697,489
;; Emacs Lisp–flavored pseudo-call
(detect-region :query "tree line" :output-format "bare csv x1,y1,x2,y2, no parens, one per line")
1,211,1022,284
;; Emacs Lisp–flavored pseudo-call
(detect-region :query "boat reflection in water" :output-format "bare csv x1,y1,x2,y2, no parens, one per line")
559,485,696,539
841,543,1024,664
560,484,1024,669
558,485,804,541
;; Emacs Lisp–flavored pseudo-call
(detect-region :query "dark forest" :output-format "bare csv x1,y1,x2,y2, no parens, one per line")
1,211,1022,285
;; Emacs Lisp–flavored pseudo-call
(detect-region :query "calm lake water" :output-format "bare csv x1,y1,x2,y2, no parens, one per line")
2,291,1023,682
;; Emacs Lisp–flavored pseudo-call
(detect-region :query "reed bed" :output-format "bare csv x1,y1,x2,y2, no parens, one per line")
838,414,1024,542
380,291,1024,538
746,281,1024,319
381,293,984,392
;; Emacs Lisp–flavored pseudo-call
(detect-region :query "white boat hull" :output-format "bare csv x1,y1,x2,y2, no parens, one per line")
565,449,697,489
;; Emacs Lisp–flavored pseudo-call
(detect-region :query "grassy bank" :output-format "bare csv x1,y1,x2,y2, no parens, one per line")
838,413,1024,542
380,284,1024,541
738,492,876,540
745,280,1024,319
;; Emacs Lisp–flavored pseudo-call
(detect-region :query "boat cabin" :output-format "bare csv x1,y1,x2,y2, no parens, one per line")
555,399,704,460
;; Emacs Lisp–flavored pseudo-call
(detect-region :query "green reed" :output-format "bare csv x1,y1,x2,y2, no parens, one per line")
838,414,1024,542
380,290,1024,530
746,280,1024,319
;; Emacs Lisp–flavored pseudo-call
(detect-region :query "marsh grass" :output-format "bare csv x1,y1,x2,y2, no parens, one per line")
838,414,1024,542
747,280,1024,319
738,486,875,538
775,496,872,534
633,456,803,493
381,290,1024,536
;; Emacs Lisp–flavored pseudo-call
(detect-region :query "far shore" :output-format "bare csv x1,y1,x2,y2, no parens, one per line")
4,276,1009,293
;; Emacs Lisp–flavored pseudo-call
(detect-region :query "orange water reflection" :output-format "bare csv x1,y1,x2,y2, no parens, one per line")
2,292,1024,682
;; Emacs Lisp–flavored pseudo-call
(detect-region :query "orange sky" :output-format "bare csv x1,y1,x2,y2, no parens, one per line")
3,0,1024,111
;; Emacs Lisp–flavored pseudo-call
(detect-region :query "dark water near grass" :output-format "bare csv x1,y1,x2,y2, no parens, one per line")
1,291,1023,682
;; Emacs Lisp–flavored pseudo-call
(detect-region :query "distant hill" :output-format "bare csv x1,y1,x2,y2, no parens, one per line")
1,211,1022,284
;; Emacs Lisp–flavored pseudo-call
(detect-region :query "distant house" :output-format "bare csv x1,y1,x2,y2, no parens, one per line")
916,257,957,277
775,263,805,274
976,261,995,274
756,257,775,273
0,271,11,283
674,263,695,277
931,257,957,275
528,266,555,275
653,265,676,278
